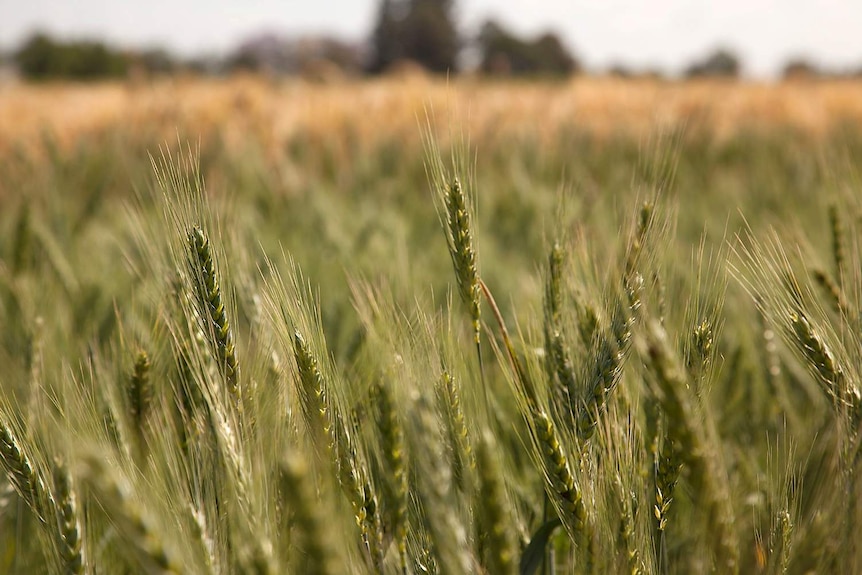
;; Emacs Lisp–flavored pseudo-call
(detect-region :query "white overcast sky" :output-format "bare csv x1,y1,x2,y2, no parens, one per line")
1,0,861,77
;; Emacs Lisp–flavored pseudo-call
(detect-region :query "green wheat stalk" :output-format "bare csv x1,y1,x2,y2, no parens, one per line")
475,431,516,575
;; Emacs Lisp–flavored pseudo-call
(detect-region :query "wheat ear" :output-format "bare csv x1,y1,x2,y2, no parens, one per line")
0,421,49,523
575,205,648,441
438,370,474,489
444,176,482,346
576,273,643,442
291,330,334,453
292,331,381,564
188,225,239,395
333,410,383,568
686,319,715,391
543,242,578,411
373,381,407,570
789,313,847,406
52,460,85,575
829,203,846,287
534,410,594,570
618,485,642,575
812,269,848,317
653,433,683,534
479,278,593,564
408,393,471,574
128,349,152,458
646,321,738,573
768,509,793,574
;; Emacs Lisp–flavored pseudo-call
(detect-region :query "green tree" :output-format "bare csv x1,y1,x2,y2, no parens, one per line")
685,48,741,78
478,20,577,77
402,0,459,73
367,0,459,74
16,32,128,80
368,0,404,73
15,33,57,79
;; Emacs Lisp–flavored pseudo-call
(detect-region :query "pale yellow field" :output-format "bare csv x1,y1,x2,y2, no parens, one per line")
2,74,862,155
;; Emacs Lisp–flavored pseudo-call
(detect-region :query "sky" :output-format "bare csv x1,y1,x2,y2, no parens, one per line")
1,0,861,77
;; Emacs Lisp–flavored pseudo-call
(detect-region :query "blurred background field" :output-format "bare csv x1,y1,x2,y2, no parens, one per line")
4,76,862,156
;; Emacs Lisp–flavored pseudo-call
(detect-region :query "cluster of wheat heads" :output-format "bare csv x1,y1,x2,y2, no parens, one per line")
1,137,861,575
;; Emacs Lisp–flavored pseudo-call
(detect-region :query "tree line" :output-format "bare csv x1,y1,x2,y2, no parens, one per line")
2,0,859,81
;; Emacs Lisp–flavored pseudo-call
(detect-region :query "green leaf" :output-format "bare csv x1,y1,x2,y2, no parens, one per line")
519,518,562,575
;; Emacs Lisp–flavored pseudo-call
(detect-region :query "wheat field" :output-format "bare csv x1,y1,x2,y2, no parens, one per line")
0,77,861,574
